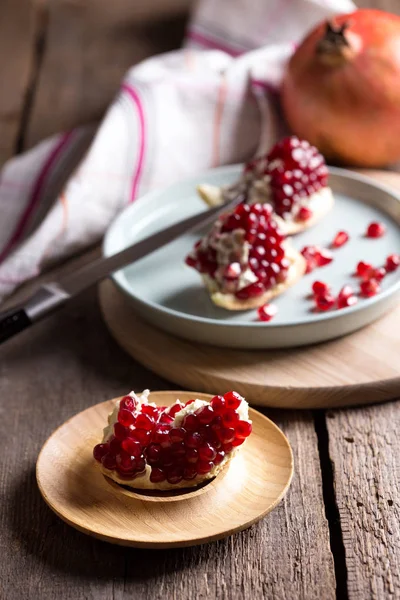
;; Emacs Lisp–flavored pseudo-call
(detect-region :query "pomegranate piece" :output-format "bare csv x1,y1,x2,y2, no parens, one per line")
257,303,278,322
312,281,330,296
366,221,386,238
185,201,291,304
314,293,336,311
266,136,328,218
360,278,381,297
338,285,353,301
331,230,349,248
94,391,253,487
356,261,373,278
386,253,400,272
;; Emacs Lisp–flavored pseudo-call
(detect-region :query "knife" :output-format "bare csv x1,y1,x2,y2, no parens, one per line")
0,195,242,344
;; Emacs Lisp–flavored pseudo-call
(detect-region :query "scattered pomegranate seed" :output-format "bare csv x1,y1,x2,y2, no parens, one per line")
331,230,349,248
257,303,278,322
315,248,333,267
356,261,373,277
338,285,353,301
364,267,386,282
360,278,381,297
366,221,386,238
297,206,313,222
338,295,358,309
312,281,330,296
315,293,336,311
386,253,400,272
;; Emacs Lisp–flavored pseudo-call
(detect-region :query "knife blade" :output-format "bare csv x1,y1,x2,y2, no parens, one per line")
0,194,242,344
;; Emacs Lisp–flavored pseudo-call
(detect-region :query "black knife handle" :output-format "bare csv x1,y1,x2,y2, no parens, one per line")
0,307,32,343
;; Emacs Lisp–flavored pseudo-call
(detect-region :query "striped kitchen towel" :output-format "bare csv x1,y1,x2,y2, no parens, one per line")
0,0,354,301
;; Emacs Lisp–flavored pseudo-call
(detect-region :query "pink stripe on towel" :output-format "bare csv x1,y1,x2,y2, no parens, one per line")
122,83,146,202
0,132,74,263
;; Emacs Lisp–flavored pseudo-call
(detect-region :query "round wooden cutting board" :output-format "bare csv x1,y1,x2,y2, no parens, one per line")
99,170,400,410
99,279,400,409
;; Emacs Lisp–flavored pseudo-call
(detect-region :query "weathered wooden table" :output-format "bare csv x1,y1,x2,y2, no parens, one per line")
0,1,399,599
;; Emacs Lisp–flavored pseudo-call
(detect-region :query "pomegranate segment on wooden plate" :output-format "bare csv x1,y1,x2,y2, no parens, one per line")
93,389,252,490
197,136,334,235
185,201,306,310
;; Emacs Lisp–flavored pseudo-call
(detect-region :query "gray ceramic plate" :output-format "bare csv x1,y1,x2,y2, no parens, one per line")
103,166,400,349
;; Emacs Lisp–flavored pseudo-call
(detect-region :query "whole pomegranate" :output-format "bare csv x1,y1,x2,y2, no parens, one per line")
282,10,400,167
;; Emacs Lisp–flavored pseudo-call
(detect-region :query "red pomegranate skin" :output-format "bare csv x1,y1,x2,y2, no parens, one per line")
282,10,400,167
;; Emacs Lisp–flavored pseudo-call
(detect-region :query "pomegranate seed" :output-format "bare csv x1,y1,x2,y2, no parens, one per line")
168,402,184,417
366,222,386,238
109,437,121,454
114,422,129,440
232,437,245,447
146,443,162,464
315,293,336,311
101,453,117,470
364,267,386,282
211,396,225,413
223,391,243,409
185,431,203,448
169,427,186,443
222,409,240,427
338,295,358,309
214,450,225,465
257,303,277,322
132,428,151,445
338,285,353,301
217,427,236,444
150,468,166,483
166,468,183,484
93,443,109,462
121,438,142,457
356,261,373,277
386,253,400,272
171,442,185,457
197,460,214,474
185,399,195,407
297,206,313,221
312,281,330,296
183,466,198,480
196,405,214,424
136,457,146,473
224,262,241,280
360,279,380,297
235,282,264,300
141,404,158,417
185,255,197,268
198,443,217,461
315,248,333,267
117,409,135,427
159,413,174,424
331,231,349,248
186,448,199,463
222,442,233,453
120,395,136,411
235,421,253,439
182,414,198,431
135,413,154,431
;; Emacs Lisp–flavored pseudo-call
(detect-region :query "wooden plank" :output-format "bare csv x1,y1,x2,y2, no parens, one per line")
326,403,400,599
24,0,191,148
0,251,335,599
0,0,43,165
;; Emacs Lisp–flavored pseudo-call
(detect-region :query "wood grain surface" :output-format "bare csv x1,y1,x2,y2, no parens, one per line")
327,404,400,600
0,281,335,598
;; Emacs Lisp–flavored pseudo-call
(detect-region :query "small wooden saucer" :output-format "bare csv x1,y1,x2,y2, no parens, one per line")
36,391,293,548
